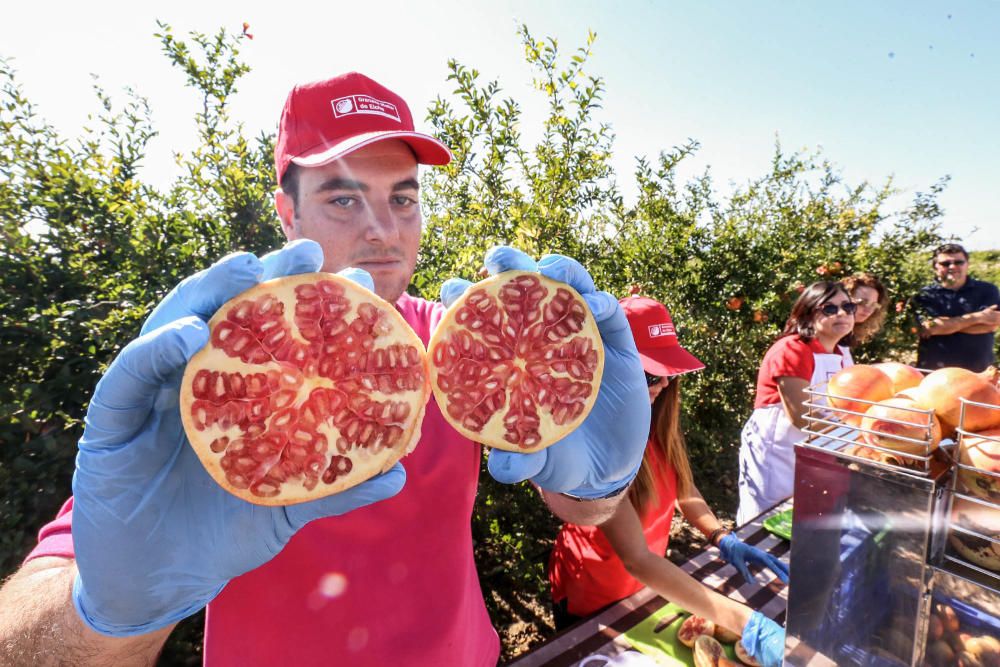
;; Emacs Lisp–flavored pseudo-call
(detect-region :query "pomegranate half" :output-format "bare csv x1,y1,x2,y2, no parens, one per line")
678,615,717,649
734,641,761,667
693,634,732,667
958,428,1000,502
428,271,604,452
180,273,429,505
949,497,1000,572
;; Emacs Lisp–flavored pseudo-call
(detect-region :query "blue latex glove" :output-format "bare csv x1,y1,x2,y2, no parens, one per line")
72,240,406,636
741,611,785,667
719,533,790,585
439,246,649,498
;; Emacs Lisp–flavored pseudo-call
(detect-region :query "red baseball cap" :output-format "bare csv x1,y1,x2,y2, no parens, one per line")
619,296,705,377
274,72,452,183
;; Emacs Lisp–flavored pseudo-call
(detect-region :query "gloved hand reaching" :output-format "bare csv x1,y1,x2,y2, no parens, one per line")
741,611,785,667
718,533,790,585
72,240,405,637
440,246,650,499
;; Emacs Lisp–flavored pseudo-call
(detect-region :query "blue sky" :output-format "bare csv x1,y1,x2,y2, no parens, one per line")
3,1,997,249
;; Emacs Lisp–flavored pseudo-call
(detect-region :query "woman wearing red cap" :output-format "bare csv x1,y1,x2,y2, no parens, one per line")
547,296,788,666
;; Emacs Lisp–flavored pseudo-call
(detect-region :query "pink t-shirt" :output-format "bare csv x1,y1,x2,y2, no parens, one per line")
753,335,842,409
27,293,500,667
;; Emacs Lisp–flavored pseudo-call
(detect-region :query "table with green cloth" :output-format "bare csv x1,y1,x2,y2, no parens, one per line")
506,500,793,667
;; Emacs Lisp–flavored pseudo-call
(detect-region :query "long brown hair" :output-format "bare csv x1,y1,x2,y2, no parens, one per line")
841,272,887,344
628,377,694,514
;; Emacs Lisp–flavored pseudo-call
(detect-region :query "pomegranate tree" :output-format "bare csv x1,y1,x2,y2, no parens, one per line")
428,271,604,452
180,273,429,505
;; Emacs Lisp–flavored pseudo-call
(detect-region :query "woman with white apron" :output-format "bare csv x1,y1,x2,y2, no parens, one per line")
737,282,857,525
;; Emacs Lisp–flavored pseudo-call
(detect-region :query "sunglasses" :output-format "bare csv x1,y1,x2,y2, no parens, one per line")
937,260,966,268
645,372,668,387
819,302,858,317
852,298,880,310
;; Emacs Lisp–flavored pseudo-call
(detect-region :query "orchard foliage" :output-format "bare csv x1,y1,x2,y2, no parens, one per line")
1,22,953,660
1,24,280,664
418,26,944,497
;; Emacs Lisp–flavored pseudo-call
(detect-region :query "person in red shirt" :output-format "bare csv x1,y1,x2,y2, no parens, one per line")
0,73,654,667
737,281,856,525
548,296,788,666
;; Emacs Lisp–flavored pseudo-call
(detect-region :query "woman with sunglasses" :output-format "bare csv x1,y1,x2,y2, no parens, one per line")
548,297,787,667
841,272,888,345
736,281,856,525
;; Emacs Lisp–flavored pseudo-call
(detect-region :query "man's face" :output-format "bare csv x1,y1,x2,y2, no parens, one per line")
933,251,969,289
275,140,421,303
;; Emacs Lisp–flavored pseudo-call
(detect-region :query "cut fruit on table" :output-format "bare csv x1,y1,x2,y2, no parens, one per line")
623,603,740,666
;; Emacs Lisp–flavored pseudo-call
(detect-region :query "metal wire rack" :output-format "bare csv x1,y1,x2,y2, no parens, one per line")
940,399,1000,592
800,383,942,477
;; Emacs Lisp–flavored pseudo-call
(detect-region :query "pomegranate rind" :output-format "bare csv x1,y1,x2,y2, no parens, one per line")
693,634,727,667
714,625,741,644
733,641,761,667
958,428,1000,502
859,397,942,456
827,364,894,426
427,270,605,453
180,272,429,506
873,362,923,395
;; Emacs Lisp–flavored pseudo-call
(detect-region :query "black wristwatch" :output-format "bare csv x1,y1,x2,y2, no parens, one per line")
560,481,632,503
708,527,731,546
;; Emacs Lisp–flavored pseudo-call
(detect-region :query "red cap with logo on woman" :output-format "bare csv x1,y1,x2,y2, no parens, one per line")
619,296,705,387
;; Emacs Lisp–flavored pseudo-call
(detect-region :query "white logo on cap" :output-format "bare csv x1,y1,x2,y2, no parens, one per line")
331,94,401,122
648,323,675,338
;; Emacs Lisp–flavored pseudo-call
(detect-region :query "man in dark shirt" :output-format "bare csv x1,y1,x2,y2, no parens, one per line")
914,243,1000,371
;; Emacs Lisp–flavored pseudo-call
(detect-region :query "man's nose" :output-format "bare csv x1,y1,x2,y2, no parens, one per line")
362,200,399,243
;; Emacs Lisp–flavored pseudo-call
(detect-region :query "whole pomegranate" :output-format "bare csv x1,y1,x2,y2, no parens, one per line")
911,367,1000,435
180,273,429,505
827,365,894,426
860,396,941,457
428,271,604,452
873,362,923,395
958,428,1000,502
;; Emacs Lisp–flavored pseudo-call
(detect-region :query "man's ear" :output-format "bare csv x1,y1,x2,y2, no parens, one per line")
275,189,297,240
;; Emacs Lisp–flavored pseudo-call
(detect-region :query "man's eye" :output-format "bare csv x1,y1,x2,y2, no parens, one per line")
392,195,417,206
329,196,355,207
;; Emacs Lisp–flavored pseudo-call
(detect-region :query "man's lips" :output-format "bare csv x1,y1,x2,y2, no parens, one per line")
355,259,401,270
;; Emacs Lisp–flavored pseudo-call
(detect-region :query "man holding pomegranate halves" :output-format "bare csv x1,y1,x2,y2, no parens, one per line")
914,242,1000,372
0,73,670,666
